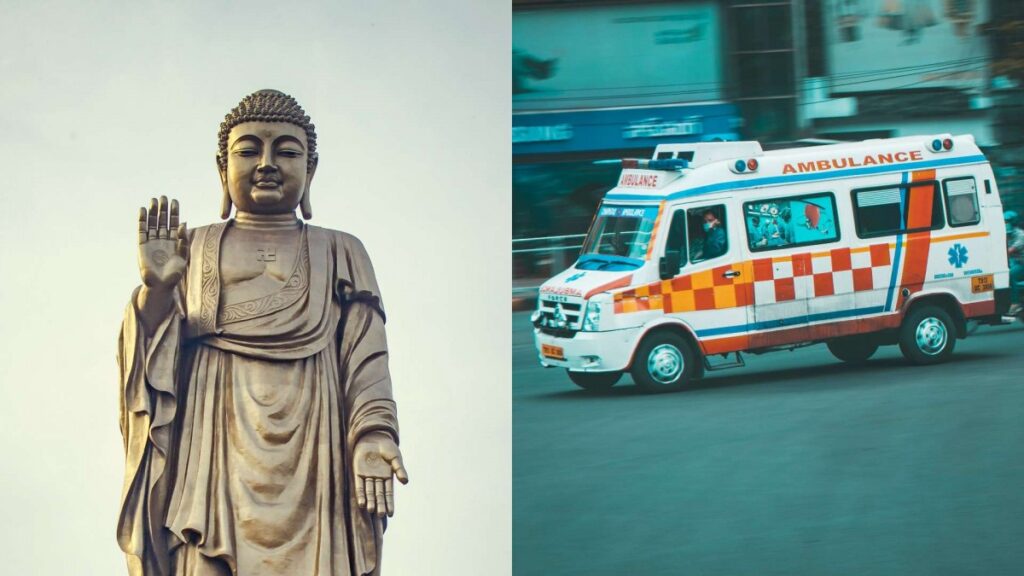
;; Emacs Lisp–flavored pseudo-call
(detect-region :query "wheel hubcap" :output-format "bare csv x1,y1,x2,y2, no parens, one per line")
647,344,684,384
915,317,947,355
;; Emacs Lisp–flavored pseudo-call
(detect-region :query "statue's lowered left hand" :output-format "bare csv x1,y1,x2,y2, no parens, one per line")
353,431,409,517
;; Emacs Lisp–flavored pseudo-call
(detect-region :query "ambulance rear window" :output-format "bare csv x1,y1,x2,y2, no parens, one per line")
852,181,944,238
943,177,980,227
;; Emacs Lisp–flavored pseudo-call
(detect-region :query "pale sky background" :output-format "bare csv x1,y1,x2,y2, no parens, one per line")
0,1,510,574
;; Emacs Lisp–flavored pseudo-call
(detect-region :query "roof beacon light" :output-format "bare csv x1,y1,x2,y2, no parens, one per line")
929,137,953,153
731,158,759,174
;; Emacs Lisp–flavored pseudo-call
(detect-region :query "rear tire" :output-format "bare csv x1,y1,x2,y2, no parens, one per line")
567,370,621,391
899,305,956,365
630,331,698,394
827,336,879,363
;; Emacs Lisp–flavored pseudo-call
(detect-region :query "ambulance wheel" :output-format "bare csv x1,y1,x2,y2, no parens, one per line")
899,305,956,365
631,332,697,394
827,336,878,363
567,370,621,391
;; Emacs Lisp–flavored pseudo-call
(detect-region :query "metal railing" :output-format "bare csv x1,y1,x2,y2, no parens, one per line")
512,233,586,293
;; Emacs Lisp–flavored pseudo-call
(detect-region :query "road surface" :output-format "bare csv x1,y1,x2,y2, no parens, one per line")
513,311,1024,575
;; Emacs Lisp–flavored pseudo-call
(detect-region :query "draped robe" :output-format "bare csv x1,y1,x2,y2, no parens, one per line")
117,223,398,576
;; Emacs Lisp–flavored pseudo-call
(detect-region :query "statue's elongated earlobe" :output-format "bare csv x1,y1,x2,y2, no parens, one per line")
221,191,233,220
217,155,232,220
300,190,312,219
301,155,318,220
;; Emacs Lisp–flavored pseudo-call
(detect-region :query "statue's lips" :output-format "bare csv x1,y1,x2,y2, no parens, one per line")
254,181,282,188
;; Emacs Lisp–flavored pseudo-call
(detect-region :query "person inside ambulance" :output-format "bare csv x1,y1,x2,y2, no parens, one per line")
779,207,795,244
1005,210,1024,315
747,214,768,248
698,209,727,260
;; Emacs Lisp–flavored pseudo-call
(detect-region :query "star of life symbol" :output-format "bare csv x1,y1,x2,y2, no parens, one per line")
947,243,968,268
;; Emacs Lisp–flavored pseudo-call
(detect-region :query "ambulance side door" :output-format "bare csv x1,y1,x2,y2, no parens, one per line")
659,202,748,341
741,193,823,347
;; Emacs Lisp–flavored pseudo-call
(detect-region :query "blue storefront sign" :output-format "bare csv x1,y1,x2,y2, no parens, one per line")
513,102,742,156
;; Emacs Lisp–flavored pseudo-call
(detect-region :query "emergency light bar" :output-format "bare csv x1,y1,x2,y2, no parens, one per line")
594,158,690,171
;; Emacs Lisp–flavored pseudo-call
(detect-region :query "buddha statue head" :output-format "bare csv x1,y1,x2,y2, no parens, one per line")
217,89,319,219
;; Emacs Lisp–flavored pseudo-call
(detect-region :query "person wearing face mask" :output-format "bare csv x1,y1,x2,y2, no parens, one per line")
1005,210,1024,315
701,209,726,260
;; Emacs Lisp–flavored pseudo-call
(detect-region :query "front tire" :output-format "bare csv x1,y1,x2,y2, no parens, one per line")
827,336,879,363
567,370,621,391
899,305,956,365
630,331,698,393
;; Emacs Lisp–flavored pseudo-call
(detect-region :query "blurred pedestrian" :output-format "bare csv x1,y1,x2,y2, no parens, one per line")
1006,210,1024,315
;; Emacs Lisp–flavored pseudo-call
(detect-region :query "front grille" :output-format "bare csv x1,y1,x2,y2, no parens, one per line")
535,297,584,332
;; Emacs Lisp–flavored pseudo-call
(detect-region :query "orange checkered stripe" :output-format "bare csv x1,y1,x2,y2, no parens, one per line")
613,262,755,314
611,229,991,316
612,244,893,314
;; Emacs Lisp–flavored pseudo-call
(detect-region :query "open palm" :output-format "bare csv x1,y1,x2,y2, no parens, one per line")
138,196,188,289
353,431,409,518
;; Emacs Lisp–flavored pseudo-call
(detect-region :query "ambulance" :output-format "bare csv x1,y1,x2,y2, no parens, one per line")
532,135,1011,393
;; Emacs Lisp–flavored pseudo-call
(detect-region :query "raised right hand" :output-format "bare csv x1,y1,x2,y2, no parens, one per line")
138,196,188,290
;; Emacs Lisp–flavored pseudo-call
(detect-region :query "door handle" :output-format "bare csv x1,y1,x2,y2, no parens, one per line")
723,270,741,278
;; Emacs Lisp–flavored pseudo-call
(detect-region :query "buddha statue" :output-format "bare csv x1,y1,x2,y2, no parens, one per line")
117,89,408,576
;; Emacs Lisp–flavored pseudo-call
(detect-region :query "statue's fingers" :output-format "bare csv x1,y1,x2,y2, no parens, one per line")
138,207,149,244
355,475,367,510
157,196,169,239
364,478,377,515
176,223,190,260
148,198,158,235
374,479,386,518
390,454,409,484
384,478,395,517
169,199,179,240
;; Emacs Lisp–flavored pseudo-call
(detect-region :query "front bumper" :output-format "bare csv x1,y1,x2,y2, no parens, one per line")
534,327,641,372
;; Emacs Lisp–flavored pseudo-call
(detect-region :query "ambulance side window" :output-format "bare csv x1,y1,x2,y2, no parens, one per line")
664,210,688,272
743,193,839,251
943,177,980,227
852,181,944,238
686,205,728,263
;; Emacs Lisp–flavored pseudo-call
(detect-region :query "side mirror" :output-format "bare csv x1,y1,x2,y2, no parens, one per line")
659,250,681,280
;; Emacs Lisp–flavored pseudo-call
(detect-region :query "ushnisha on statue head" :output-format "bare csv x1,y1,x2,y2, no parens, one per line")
216,89,319,220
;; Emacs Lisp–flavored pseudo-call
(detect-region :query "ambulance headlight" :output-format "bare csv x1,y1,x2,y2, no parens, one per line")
530,309,542,325
582,301,601,331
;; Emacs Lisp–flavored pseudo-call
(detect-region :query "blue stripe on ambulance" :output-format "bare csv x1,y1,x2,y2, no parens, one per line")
695,306,888,337
884,171,909,312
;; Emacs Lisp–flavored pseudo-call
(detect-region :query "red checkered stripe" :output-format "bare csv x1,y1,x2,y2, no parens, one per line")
751,244,892,303
613,243,894,314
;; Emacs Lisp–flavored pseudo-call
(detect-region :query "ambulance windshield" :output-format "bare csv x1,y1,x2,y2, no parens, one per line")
577,204,660,270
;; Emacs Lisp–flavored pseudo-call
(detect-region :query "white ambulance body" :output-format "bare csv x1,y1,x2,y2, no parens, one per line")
533,134,1011,393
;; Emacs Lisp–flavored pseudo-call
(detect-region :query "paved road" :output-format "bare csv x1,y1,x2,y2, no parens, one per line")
513,311,1024,575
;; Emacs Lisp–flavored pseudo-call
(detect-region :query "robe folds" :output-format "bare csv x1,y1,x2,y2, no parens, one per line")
117,223,398,576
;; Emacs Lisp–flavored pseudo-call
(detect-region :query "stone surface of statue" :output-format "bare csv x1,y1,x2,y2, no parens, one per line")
117,90,408,576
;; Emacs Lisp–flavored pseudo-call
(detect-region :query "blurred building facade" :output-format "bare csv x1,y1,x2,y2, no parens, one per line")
514,0,1020,271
